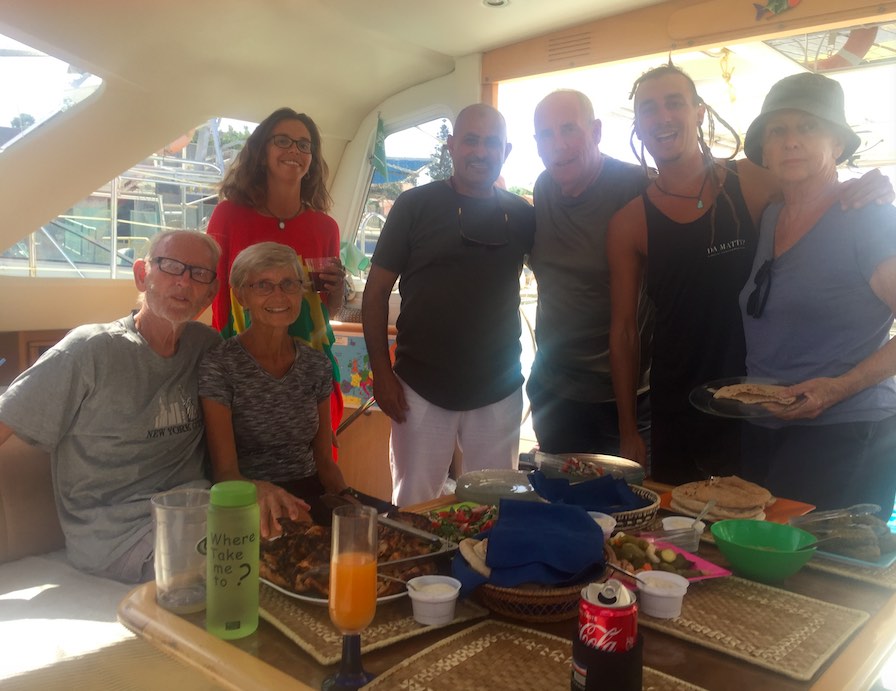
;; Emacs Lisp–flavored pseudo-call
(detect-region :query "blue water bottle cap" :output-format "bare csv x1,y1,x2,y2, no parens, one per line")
210,480,257,507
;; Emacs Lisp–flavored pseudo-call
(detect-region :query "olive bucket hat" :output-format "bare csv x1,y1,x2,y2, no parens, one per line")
744,72,861,166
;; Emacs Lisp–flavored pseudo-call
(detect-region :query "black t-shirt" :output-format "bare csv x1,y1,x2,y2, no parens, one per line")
371,180,535,410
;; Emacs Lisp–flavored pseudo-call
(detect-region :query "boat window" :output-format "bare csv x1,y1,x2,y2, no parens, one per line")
352,118,452,279
0,33,101,150
497,22,896,192
0,114,253,279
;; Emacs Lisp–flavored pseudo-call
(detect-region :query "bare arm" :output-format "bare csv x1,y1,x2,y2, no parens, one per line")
608,202,648,468
201,397,309,538
312,398,348,494
737,159,894,224
0,421,14,447
779,256,896,420
361,264,408,422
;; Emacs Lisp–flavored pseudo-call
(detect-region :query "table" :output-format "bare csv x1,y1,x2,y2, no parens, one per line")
118,492,896,691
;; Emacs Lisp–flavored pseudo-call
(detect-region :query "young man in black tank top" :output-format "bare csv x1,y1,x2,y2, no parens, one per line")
607,65,893,484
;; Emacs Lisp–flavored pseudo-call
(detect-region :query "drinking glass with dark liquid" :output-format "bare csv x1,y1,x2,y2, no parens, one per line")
306,257,337,292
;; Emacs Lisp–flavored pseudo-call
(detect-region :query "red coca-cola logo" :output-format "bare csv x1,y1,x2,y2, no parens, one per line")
579,598,637,652
579,622,628,651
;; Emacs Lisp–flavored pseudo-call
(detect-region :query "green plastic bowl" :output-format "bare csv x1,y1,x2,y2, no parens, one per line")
710,519,817,583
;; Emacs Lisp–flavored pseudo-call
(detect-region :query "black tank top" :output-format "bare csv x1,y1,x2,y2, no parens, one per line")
645,160,757,413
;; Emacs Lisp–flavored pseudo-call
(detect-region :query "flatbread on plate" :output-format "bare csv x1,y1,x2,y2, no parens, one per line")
713,383,797,406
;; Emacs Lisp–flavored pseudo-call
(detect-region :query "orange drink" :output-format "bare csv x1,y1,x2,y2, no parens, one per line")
329,551,377,633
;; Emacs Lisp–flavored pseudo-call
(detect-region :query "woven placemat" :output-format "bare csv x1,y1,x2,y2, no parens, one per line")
637,576,869,681
805,554,896,589
259,584,488,665
362,620,707,691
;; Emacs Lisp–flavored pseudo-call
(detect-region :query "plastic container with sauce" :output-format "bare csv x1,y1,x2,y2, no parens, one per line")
406,575,461,625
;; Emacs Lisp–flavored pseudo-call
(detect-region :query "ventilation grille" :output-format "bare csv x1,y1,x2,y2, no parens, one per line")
547,32,592,63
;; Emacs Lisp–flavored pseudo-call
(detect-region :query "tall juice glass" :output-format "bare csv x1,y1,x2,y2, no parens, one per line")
322,505,378,690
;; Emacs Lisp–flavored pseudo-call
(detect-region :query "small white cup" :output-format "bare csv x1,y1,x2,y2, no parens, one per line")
636,571,689,619
587,511,617,540
407,575,461,626
661,516,706,552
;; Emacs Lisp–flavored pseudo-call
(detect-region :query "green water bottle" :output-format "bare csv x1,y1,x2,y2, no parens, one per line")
206,480,259,639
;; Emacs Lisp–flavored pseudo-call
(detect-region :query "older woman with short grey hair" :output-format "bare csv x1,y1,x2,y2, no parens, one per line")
199,241,349,537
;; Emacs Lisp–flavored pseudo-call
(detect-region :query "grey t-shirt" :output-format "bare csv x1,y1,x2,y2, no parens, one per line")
740,201,896,427
530,156,651,402
0,314,220,575
198,337,332,482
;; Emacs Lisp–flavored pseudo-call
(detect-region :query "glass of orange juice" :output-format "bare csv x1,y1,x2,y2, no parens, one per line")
322,504,378,690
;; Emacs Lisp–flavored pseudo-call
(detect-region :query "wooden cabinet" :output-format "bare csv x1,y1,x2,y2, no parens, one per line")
335,407,393,502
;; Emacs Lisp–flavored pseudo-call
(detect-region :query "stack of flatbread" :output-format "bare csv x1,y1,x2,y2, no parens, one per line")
713,383,796,406
670,475,775,521
458,537,491,577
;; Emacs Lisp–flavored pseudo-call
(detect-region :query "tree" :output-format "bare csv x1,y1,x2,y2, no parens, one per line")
10,113,35,131
427,120,453,181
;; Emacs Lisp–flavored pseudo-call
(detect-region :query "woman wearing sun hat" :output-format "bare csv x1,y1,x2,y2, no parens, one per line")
737,72,896,518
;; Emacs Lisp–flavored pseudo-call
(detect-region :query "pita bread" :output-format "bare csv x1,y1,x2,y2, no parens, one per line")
672,475,772,509
459,538,491,578
713,383,797,406
670,497,766,521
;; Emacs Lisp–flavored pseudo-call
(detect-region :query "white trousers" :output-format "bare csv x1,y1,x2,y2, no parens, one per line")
389,378,522,507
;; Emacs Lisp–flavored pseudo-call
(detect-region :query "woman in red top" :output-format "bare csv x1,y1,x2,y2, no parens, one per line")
207,108,346,436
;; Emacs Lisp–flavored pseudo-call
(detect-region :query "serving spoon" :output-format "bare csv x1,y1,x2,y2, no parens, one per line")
378,573,419,591
691,499,716,527
605,562,648,586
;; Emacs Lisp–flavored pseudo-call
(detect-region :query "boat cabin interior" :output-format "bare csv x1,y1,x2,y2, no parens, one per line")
0,0,895,687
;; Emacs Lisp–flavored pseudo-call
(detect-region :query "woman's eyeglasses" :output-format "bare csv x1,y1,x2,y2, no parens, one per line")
746,259,773,318
153,257,217,284
268,134,313,154
457,207,510,249
247,278,304,295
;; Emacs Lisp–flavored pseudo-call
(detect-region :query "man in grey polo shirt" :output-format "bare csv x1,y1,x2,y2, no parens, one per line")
0,230,221,582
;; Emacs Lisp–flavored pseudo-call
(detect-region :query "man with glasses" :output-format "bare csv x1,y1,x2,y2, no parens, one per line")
0,230,221,582
363,103,535,506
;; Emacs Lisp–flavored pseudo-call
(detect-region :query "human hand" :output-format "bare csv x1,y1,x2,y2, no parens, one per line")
254,480,311,539
372,370,409,423
619,432,647,469
839,168,895,209
771,378,848,420
315,258,346,294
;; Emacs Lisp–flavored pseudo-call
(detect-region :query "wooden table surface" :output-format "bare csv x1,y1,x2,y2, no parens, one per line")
118,490,896,691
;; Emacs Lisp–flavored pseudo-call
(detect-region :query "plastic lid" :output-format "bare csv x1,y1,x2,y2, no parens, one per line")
210,480,257,507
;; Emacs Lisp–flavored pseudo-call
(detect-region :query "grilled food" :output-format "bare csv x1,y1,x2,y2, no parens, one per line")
259,513,443,597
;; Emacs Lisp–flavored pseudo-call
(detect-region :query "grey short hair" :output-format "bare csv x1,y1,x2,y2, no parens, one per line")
230,242,306,291
143,230,221,267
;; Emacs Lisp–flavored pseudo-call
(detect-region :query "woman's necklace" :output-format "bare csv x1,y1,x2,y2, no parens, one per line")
653,171,710,209
263,203,303,230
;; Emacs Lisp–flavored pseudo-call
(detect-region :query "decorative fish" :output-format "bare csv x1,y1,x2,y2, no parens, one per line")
754,0,800,21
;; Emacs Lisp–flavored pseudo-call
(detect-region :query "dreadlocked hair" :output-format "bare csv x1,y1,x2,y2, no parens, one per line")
628,64,744,246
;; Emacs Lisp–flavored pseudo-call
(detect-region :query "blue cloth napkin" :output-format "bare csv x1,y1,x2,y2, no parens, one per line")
452,498,605,597
528,469,648,513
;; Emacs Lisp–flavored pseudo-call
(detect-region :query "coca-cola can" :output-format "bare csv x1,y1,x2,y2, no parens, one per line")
578,579,638,653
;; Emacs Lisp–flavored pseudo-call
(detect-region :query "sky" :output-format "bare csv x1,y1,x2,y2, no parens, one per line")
0,37,74,126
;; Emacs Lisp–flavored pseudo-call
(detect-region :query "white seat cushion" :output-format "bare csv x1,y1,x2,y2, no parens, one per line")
0,551,133,680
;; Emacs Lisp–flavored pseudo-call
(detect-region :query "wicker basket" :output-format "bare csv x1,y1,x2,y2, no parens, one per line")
611,485,660,532
477,581,583,623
